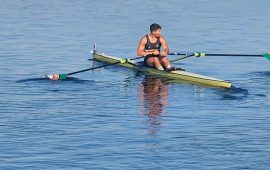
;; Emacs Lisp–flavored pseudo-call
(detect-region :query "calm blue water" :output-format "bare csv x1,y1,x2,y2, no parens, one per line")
1,0,270,169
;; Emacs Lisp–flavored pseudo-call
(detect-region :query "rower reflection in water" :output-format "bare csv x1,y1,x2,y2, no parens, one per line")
138,76,169,135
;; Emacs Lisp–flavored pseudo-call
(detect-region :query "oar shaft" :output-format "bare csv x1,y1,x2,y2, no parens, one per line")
168,52,270,62
68,62,120,75
170,55,193,63
203,53,262,57
68,56,141,76
168,52,186,55
169,53,195,63
168,52,263,57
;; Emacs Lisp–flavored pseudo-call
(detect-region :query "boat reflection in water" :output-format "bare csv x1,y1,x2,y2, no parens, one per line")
137,75,169,135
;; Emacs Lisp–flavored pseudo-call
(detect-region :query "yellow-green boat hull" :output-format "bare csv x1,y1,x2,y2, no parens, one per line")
92,52,232,88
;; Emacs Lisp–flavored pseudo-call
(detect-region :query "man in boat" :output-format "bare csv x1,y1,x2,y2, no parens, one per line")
137,23,184,71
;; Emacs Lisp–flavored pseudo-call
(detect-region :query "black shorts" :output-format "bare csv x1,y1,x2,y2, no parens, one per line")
144,55,166,67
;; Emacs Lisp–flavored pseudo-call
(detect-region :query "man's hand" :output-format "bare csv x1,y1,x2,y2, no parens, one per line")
145,50,159,56
152,50,160,55
160,51,168,56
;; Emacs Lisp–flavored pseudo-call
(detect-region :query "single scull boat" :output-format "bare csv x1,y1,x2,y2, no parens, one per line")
91,50,232,88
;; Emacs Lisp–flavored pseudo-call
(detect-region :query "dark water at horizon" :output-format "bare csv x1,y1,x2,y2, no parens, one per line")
1,0,270,169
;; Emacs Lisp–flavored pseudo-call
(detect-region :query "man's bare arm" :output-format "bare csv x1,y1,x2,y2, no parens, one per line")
137,37,147,56
160,36,169,56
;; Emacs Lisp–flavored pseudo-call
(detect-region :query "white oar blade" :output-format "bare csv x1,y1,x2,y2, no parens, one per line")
46,74,60,80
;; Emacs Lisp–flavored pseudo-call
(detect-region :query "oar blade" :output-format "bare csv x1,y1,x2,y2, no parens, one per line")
263,53,270,60
46,74,68,80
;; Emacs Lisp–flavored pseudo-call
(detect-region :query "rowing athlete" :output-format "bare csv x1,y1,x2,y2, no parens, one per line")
137,23,184,71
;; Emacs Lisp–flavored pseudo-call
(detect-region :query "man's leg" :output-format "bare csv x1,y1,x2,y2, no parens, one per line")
160,56,185,71
146,57,164,70
160,56,171,69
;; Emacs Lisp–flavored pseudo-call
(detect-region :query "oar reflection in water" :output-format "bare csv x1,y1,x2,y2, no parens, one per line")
138,76,169,135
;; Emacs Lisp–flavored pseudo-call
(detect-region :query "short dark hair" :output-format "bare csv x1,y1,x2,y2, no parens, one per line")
150,23,161,32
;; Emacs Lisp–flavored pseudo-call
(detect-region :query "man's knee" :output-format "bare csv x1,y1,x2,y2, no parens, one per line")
153,57,160,63
160,56,168,62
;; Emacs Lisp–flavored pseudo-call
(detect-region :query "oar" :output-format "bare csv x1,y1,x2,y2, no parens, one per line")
46,57,142,80
169,53,195,63
169,52,270,60
168,52,186,55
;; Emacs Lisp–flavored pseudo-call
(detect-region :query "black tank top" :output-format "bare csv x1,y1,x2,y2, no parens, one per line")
145,35,161,52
